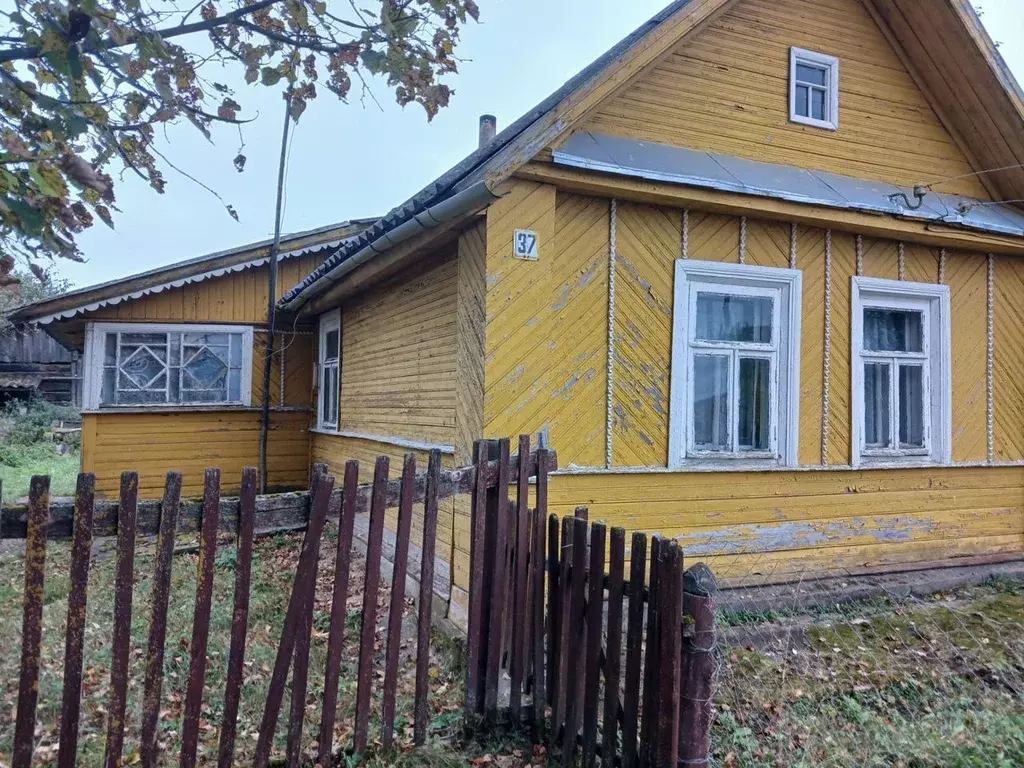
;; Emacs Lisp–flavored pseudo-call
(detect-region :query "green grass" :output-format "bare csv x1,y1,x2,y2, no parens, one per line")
714,579,1024,768
0,443,81,502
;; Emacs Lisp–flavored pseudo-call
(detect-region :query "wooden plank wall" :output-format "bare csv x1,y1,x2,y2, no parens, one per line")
333,250,459,446
82,411,310,498
310,244,467,615
309,432,457,601
475,176,1024,584
87,254,324,324
579,0,990,199
548,467,1024,585
482,183,610,465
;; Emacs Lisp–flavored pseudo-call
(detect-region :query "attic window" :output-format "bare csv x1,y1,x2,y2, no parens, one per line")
789,47,839,131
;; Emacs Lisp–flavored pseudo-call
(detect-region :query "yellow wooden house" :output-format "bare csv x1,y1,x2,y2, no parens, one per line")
8,219,374,499
13,0,1024,622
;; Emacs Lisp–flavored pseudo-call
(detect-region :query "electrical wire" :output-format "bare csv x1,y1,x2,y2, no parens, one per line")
920,162,1024,192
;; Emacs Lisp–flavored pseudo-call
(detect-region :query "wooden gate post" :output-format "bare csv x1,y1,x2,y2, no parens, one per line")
679,563,718,767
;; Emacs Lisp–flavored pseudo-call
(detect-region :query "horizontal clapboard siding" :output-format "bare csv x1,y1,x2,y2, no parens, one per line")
580,0,990,199
336,250,459,446
87,254,325,325
82,411,310,498
549,466,1024,584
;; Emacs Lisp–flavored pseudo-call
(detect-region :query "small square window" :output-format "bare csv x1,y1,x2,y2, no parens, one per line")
790,47,839,131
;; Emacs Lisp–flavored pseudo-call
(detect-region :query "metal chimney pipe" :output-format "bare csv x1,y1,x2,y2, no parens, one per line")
479,114,497,148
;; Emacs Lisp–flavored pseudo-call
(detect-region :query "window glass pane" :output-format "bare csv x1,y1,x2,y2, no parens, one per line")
864,362,892,448
332,368,339,422
693,355,730,450
102,368,116,404
811,88,826,120
325,329,340,361
899,365,925,448
321,364,339,425
230,334,242,366
795,84,809,117
104,334,117,365
863,309,923,353
119,346,167,388
182,345,229,393
121,332,168,347
185,332,229,347
796,62,827,86
695,293,773,344
118,390,168,405
228,369,241,402
738,358,771,451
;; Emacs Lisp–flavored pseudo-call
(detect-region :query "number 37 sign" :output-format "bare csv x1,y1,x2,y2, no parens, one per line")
513,229,539,261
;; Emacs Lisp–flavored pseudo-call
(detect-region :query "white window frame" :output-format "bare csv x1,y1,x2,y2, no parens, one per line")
83,322,253,410
851,277,951,467
317,309,341,431
790,47,840,131
669,261,802,469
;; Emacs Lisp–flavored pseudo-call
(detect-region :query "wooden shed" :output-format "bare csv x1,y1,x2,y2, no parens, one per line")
0,325,79,405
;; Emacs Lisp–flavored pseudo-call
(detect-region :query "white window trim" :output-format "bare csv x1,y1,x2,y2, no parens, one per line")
317,309,341,431
83,322,254,411
790,47,840,131
850,277,951,468
669,260,802,469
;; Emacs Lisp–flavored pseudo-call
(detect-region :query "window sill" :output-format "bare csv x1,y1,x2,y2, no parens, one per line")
83,405,312,415
789,114,838,131
854,456,945,470
667,457,791,472
310,427,456,455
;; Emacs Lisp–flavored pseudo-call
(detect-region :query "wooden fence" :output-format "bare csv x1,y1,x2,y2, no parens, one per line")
0,437,718,767
0,445,556,768
466,437,719,768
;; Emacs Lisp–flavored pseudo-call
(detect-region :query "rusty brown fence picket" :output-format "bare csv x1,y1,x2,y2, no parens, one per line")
0,440,558,766
464,437,720,768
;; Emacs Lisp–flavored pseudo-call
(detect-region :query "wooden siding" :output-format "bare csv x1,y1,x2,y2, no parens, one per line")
483,184,609,468
994,255,1024,461
612,203,678,467
578,0,991,199
548,466,1024,584
87,254,324,325
334,251,459,446
309,432,457,592
454,222,487,465
82,410,310,498
947,249,988,463
474,187,1021,594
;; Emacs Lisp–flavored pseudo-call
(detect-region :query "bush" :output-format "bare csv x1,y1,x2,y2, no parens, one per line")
0,398,80,447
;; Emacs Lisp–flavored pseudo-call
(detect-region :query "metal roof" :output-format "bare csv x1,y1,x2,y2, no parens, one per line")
553,132,1024,238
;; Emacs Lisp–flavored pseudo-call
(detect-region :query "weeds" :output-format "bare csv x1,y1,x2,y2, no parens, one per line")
0,398,81,501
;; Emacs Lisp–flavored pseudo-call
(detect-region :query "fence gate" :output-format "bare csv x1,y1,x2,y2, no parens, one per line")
465,436,719,768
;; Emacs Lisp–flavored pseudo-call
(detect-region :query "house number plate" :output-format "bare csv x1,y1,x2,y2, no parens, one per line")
514,229,539,261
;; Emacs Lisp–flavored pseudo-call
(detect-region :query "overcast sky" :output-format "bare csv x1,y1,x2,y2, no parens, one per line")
55,0,1024,288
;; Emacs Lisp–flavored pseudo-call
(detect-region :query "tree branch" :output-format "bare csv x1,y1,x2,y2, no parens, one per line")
0,0,286,63
234,18,347,55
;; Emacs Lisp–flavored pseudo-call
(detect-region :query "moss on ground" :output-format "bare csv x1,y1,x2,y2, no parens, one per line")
714,579,1024,768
